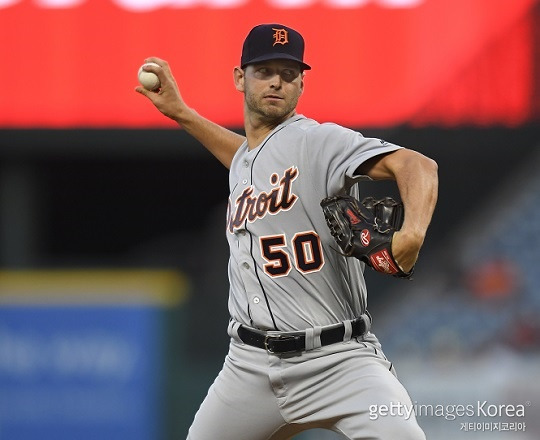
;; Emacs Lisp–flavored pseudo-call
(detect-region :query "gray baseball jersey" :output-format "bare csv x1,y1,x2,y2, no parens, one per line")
226,114,401,332
187,114,425,440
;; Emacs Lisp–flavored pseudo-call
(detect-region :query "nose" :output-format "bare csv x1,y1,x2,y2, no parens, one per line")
269,73,282,89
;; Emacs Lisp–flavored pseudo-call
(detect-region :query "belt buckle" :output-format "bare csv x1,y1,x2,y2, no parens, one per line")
264,334,300,354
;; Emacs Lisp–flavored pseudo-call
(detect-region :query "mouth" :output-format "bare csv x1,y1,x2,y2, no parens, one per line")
264,95,283,101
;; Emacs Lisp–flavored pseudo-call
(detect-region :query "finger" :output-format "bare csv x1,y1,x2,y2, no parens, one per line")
145,57,170,75
140,60,170,90
135,85,153,97
141,62,160,74
145,56,165,66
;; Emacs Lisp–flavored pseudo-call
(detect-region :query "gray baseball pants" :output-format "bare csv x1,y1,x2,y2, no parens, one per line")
187,329,425,440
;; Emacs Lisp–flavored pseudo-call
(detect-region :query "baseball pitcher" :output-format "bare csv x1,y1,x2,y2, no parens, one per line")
136,23,438,440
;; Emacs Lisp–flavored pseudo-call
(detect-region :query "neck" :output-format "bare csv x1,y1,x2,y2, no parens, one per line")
244,109,296,150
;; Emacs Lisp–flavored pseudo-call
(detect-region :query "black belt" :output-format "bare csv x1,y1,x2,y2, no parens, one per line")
237,316,369,354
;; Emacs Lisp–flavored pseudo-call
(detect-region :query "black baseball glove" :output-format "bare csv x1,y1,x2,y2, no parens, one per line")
320,195,413,279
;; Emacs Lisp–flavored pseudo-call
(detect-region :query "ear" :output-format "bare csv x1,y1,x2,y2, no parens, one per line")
233,67,245,92
299,72,305,95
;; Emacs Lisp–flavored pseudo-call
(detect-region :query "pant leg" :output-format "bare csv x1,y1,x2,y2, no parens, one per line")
333,346,426,440
273,338,425,440
187,340,288,440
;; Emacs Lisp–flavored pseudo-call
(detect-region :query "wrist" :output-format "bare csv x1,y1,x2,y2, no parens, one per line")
396,229,425,249
171,105,196,125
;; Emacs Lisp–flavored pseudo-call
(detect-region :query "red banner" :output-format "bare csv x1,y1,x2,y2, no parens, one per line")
1,0,536,128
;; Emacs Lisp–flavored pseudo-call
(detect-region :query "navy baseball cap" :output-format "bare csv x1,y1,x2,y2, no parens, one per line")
241,24,311,71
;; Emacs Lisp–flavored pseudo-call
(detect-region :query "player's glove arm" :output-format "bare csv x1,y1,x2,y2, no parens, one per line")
386,154,438,273
350,149,438,274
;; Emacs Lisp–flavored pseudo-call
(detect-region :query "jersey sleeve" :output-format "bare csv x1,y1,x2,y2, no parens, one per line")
305,123,402,195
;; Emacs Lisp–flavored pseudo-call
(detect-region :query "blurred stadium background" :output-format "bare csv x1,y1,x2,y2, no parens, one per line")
2,0,540,439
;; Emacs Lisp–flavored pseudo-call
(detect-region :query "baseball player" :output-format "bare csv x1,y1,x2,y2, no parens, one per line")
136,24,438,440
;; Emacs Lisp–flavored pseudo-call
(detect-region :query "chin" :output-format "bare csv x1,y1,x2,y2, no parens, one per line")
264,105,292,119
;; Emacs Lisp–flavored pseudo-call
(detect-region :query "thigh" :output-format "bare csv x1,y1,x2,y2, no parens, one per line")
275,339,424,440
332,341,425,440
187,341,287,440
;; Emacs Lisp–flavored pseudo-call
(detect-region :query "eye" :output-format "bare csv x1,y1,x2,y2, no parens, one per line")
253,67,272,79
281,69,299,82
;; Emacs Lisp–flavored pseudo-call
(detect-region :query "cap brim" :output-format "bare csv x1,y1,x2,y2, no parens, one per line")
242,53,311,70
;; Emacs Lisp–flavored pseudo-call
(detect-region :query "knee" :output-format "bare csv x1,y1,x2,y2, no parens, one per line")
374,415,426,440
339,411,426,440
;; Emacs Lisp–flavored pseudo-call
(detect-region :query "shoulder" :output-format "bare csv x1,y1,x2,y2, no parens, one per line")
285,116,360,142
282,115,318,134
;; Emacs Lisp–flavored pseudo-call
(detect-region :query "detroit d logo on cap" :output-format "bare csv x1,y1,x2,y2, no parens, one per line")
272,28,289,46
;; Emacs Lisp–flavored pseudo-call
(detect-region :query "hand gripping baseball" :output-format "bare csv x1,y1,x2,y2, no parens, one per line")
135,57,189,123
320,195,413,279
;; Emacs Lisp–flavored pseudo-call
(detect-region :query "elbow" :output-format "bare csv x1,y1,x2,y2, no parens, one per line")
409,149,438,176
401,149,438,178
402,150,439,196
420,155,439,203
423,155,439,179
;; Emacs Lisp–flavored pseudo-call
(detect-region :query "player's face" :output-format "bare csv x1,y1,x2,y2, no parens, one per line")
239,60,304,123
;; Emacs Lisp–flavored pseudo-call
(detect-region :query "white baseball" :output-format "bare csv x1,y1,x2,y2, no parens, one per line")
138,62,161,91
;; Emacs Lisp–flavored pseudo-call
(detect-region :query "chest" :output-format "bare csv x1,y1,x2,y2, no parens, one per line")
228,153,302,235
